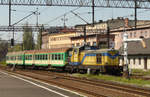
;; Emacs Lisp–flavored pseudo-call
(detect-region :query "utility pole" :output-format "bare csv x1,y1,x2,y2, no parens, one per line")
107,25,110,49
9,0,11,26
83,25,86,46
123,29,129,79
71,11,89,46
134,0,137,29
61,14,68,28
36,8,40,27
9,0,15,46
92,0,95,26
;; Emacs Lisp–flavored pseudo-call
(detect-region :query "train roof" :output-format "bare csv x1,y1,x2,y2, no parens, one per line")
7,48,71,55
24,47,71,54
7,51,25,56
84,49,118,54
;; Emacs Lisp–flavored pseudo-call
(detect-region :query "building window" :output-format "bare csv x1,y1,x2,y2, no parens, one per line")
130,33,132,38
139,58,141,65
134,32,136,37
87,42,90,46
93,42,97,46
72,44,74,47
141,31,143,36
76,43,80,46
133,58,135,65
128,58,130,64
145,31,147,37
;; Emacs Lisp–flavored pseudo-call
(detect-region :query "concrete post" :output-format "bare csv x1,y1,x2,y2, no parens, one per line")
123,32,130,78
87,68,91,75
11,64,16,71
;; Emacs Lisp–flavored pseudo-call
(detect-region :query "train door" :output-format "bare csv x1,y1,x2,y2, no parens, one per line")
144,57,147,70
72,48,80,65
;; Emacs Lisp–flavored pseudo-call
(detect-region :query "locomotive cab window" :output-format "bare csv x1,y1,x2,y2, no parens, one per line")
96,54,102,64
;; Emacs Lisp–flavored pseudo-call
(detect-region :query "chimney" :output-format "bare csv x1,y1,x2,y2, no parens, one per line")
124,18,129,28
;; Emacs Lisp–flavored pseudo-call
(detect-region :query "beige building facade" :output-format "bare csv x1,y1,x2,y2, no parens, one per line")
71,34,115,48
112,27,150,49
48,29,79,49
41,32,49,49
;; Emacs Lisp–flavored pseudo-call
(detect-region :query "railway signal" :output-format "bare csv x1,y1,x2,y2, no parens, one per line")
11,38,14,46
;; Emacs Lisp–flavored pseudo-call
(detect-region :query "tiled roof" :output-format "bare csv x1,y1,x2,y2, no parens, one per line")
119,38,150,55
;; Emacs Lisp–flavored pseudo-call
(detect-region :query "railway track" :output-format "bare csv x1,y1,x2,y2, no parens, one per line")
0,66,150,97
27,70,150,97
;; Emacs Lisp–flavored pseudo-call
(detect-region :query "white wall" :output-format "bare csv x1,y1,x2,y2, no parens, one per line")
119,56,150,70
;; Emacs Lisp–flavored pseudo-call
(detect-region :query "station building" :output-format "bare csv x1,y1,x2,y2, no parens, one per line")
119,38,150,70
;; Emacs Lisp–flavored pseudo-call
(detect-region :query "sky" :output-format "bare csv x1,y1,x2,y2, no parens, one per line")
0,5,150,42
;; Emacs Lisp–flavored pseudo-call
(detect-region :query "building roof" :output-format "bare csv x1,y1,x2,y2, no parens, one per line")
119,38,150,55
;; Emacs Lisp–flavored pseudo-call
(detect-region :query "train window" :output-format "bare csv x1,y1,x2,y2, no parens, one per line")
58,54,61,60
55,54,57,60
97,54,102,64
35,55,37,60
74,49,78,54
45,55,48,60
37,55,39,60
40,55,42,60
41,55,43,60
43,55,45,60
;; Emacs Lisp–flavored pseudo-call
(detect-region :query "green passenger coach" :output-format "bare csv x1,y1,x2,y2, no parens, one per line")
6,48,70,69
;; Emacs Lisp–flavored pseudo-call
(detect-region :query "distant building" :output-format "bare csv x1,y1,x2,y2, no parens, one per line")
75,17,150,31
119,38,150,70
112,26,150,49
75,17,150,50
48,28,79,49
41,27,64,49
71,34,115,48
41,27,114,49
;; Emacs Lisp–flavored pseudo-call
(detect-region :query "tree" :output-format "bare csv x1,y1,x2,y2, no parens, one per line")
8,43,23,52
36,25,44,50
0,39,8,61
23,23,34,50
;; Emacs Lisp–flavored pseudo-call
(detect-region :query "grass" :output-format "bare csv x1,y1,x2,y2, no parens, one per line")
0,60,7,66
131,69,150,76
73,73,150,87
